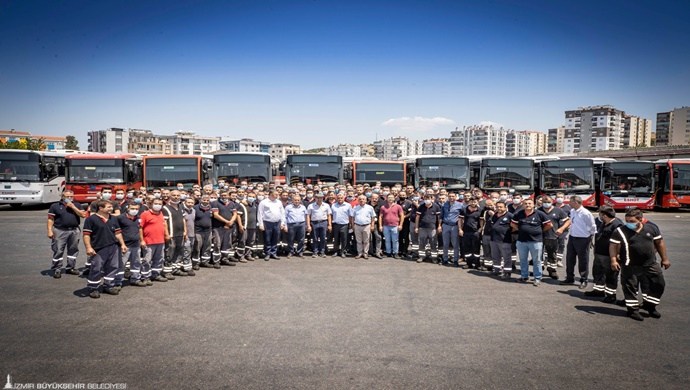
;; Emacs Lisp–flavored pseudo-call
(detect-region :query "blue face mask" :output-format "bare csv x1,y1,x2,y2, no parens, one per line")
134,198,143,204
63,198,72,204
625,222,638,230
458,195,464,200
247,197,255,203
365,193,371,198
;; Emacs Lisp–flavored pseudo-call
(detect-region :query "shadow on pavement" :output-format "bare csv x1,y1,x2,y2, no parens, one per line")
73,287,91,298
574,305,627,317
557,289,605,302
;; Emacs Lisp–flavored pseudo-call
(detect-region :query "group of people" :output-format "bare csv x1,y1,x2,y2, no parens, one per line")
46,179,671,321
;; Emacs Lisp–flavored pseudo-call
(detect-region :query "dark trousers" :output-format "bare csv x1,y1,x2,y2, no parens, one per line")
243,228,258,258
463,231,481,267
87,244,119,291
193,231,213,265
287,222,306,255
543,238,558,271
311,221,327,255
592,254,619,297
213,226,235,262
566,236,590,282
50,227,80,270
370,227,383,256
165,236,185,273
332,223,348,255
399,219,410,255
263,221,281,257
621,263,665,310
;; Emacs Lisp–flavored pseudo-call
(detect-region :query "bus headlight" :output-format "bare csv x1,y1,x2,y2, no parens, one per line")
669,199,679,204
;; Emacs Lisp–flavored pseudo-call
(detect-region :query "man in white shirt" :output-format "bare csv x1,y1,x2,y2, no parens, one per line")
257,190,286,261
561,195,597,289
350,195,377,259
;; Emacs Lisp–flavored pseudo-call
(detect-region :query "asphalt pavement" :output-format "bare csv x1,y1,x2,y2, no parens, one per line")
0,205,688,389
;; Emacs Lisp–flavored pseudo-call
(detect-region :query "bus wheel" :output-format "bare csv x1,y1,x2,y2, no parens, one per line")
9,203,22,209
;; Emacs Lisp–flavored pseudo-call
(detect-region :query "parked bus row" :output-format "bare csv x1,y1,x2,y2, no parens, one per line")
1,150,689,210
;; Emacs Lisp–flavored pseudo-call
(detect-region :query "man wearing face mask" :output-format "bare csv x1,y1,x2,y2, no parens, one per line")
88,187,113,215
116,202,149,287
459,197,484,269
585,205,623,301
480,199,496,270
47,190,87,278
180,197,197,274
193,195,215,269
415,194,442,263
140,198,169,282
151,188,163,201
258,190,287,261
554,191,571,267
238,193,259,261
610,208,670,321
397,192,412,258
330,193,353,258
285,195,308,259
211,191,238,266
176,183,185,192
111,188,126,216
511,198,552,286
118,188,137,213
306,192,332,258
162,190,188,277
490,201,514,279
440,192,463,266
539,196,570,280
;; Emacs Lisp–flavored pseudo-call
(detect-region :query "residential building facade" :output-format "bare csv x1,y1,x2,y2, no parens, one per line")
547,126,565,154
655,107,690,146
270,143,301,160
421,138,450,156
88,128,129,153
158,131,220,155
622,115,653,148
373,137,421,160
563,105,625,153
326,144,361,157
449,125,507,157
219,138,270,153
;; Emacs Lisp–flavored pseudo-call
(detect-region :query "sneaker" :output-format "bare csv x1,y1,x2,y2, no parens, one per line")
392,254,399,259
515,278,530,284
603,296,617,304
646,308,661,319
186,269,196,276
131,280,147,287
89,290,100,299
113,285,122,292
271,255,281,260
53,270,62,279
246,256,255,262
627,310,644,321
416,258,423,263
557,261,564,267
213,262,222,269
363,255,369,259
461,264,470,269
104,287,119,295
173,270,188,276
264,256,270,261
287,254,293,259
66,268,80,275
164,273,176,280
200,262,214,268
319,253,327,258
312,253,317,258
375,254,382,259
220,259,233,266
584,290,605,297
533,279,541,287
239,258,247,263
192,264,200,270
559,279,575,286
144,279,153,286
153,275,168,282
298,254,305,258
340,253,347,258
579,281,588,289
354,254,362,259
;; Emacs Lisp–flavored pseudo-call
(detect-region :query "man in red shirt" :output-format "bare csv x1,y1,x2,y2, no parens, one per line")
379,194,404,258
139,198,170,283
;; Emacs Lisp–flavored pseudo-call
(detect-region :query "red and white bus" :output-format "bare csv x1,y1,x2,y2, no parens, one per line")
598,160,656,210
655,159,690,209
65,153,142,204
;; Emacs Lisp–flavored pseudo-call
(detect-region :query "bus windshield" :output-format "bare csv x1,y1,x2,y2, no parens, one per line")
417,165,468,189
542,163,593,191
355,163,404,184
602,163,654,195
145,158,199,187
670,164,690,194
0,152,40,181
214,155,270,183
288,162,341,184
67,159,125,184
481,165,533,191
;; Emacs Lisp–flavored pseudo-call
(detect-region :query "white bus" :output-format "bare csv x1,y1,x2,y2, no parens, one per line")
0,150,67,207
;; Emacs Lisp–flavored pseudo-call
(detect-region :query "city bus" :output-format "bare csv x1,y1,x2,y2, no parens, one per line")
403,155,470,190
655,159,690,209
344,159,407,186
213,152,272,185
0,150,67,207
598,160,656,210
65,153,143,203
285,154,343,186
142,155,212,190
478,158,535,197
537,158,597,206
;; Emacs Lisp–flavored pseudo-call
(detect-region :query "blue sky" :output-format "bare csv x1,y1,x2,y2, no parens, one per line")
1,0,689,149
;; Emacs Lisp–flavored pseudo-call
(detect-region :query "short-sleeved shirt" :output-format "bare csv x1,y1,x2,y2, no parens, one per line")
508,203,524,214
491,212,514,243
594,218,624,256
139,210,166,245
481,209,495,236
460,206,483,233
351,204,376,225
539,206,570,240
183,207,195,238
83,214,121,251
610,224,662,266
380,203,403,227
211,200,237,229
244,202,258,228
193,204,213,233
440,201,464,225
163,204,187,237
48,201,84,229
117,214,141,247
403,200,417,222
416,203,441,229
285,203,308,224
307,202,331,222
511,209,551,242
330,202,352,225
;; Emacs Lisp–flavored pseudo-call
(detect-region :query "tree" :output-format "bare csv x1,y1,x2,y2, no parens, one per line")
0,137,46,150
65,135,79,150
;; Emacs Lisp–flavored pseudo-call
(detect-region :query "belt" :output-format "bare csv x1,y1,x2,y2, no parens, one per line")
355,223,371,227
55,226,79,230
443,222,458,226
312,220,327,223
288,221,305,225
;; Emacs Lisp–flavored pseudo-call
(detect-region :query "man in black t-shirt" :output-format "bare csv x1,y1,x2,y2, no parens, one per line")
47,190,86,278
459,197,483,269
211,191,238,267
511,198,552,286
610,208,671,321
116,202,148,287
193,194,215,268
415,194,441,263
83,200,128,299
585,205,623,302
490,201,514,279
539,196,570,280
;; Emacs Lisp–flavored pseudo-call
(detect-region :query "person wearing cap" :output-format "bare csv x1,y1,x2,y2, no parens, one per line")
306,192,331,258
47,190,87,278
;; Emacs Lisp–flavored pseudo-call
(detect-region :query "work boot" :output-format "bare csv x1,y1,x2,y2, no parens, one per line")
627,309,644,321
164,273,176,280
104,287,119,296
131,280,147,287
89,290,100,299
153,275,168,282
144,279,153,286
186,269,196,276
53,270,62,279
66,268,80,275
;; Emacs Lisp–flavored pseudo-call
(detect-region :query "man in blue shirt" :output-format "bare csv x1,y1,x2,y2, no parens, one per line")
439,192,464,266
330,193,353,258
285,195,308,258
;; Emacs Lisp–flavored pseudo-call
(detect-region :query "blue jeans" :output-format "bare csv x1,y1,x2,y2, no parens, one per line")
517,241,543,280
287,222,306,255
311,221,327,254
263,221,281,257
383,226,399,254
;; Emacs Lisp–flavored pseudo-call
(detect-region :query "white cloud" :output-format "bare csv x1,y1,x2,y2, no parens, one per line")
478,121,505,129
381,116,455,132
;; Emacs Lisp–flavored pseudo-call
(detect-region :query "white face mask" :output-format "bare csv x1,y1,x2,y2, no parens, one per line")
424,200,433,206
512,199,522,205
128,209,138,216
115,194,124,200
152,204,163,211
170,200,180,205
556,197,564,204
542,202,552,209
101,193,112,200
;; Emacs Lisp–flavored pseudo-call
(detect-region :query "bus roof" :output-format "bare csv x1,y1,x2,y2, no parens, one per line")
351,160,404,164
143,154,203,159
0,150,69,157
66,153,138,160
212,151,271,156
343,156,379,162
655,158,690,164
